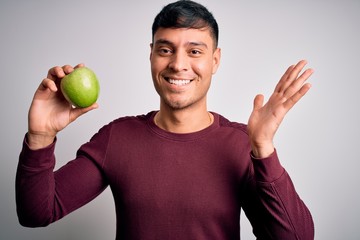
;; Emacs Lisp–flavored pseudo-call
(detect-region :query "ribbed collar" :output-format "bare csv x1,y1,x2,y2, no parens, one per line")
146,111,220,142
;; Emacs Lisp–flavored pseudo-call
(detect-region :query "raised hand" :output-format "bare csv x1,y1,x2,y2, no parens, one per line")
27,64,98,150
247,60,314,158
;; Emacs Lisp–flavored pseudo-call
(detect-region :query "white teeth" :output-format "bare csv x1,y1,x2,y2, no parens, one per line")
168,79,191,86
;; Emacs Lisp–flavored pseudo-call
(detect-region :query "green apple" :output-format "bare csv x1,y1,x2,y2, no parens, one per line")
60,67,100,108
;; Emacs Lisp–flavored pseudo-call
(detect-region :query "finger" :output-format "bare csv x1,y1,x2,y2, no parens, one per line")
287,59,308,83
39,78,58,92
274,64,295,93
47,66,65,80
284,68,314,98
275,60,307,93
62,65,75,75
283,82,312,110
253,94,264,111
69,103,99,122
74,63,85,69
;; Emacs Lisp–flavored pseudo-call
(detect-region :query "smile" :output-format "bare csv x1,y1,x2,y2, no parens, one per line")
165,78,192,86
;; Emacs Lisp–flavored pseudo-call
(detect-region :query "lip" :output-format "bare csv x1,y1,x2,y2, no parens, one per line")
164,76,194,86
164,78,193,92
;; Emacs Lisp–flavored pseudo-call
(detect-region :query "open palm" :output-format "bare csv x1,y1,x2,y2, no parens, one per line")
247,60,314,158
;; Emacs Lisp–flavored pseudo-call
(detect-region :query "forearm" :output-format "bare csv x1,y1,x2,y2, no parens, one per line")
256,171,314,239
245,151,314,239
16,135,108,227
16,136,57,227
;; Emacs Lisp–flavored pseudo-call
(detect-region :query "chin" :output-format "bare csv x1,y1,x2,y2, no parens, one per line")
163,98,191,110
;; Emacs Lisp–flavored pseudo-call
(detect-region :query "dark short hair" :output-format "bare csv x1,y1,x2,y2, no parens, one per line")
152,0,219,47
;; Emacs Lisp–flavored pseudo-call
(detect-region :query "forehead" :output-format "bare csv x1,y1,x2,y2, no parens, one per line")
153,27,215,48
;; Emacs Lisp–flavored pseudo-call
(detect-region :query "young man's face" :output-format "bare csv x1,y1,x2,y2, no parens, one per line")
150,27,221,111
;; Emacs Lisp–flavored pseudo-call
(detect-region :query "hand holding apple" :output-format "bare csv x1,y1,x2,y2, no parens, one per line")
27,64,99,150
60,67,100,108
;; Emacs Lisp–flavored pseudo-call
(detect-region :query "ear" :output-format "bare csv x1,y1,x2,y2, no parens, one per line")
212,48,221,75
149,43,153,60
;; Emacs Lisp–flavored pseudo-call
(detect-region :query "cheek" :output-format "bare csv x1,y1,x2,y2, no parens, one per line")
150,59,162,76
193,59,213,78
151,57,168,74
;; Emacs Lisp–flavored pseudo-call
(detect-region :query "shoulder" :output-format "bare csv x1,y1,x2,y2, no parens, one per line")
90,112,154,141
209,112,250,150
103,112,153,129
215,112,248,135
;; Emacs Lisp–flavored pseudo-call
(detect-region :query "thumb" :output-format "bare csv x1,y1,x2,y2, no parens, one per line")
69,103,99,122
253,94,264,111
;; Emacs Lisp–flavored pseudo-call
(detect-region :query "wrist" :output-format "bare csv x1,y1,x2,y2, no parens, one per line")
251,142,275,159
27,131,56,150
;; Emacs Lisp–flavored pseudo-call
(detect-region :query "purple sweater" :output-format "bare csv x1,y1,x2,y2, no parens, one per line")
16,112,314,239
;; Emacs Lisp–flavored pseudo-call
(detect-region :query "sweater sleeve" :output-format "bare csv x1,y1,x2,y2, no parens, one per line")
16,132,109,228
242,150,314,240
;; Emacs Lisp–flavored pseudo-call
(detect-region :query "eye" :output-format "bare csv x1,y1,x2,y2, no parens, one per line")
158,47,173,56
190,49,202,56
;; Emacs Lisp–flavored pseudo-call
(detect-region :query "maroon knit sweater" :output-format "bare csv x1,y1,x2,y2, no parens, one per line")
16,111,314,239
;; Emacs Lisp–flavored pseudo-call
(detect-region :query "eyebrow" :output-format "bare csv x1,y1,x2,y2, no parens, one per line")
154,39,208,49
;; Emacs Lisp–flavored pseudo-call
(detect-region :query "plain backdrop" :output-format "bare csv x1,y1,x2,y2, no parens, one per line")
1,0,359,239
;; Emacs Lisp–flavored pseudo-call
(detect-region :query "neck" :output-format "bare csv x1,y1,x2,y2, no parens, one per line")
154,106,213,134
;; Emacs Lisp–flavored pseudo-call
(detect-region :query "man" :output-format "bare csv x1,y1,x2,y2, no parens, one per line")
16,0,314,239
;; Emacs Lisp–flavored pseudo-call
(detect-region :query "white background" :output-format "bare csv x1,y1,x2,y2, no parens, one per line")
1,0,359,239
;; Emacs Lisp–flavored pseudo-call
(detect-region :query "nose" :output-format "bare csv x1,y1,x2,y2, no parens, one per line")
168,51,189,72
